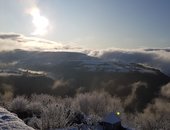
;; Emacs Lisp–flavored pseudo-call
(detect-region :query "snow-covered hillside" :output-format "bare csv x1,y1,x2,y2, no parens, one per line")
0,50,162,76
78,59,159,74
0,107,34,130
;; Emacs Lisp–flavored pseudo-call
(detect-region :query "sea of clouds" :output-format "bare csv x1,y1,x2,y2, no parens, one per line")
0,33,170,76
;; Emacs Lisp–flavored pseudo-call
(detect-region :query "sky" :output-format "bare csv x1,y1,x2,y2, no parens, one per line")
0,0,170,49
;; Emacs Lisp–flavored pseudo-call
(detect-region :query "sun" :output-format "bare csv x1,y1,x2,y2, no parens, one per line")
29,7,49,36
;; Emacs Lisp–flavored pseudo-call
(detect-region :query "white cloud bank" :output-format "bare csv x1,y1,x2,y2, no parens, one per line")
87,48,170,76
0,33,170,76
0,33,81,51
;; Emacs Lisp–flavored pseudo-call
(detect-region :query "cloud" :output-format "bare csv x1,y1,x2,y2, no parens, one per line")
86,48,170,76
0,33,21,40
0,33,170,76
144,48,170,52
52,79,70,90
0,33,81,52
124,82,147,107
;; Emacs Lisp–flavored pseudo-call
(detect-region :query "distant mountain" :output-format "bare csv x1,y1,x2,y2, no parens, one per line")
0,49,169,111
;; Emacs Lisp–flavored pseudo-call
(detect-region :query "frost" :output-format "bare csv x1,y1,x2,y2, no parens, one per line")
0,107,34,130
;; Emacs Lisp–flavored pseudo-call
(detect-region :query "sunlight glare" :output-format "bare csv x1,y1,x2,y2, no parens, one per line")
29,7,49,36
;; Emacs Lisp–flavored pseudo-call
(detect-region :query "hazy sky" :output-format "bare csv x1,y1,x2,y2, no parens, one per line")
0,0,170,49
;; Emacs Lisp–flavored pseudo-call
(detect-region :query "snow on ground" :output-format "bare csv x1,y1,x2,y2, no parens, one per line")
0,107,34,130
80,59,157,74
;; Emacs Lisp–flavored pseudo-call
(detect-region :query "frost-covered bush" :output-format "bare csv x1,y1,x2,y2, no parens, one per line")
122,98,170,130
8,96,30,119
136,98,170,130
86,114,101,125
5,91,170,130
9,96,29,113
27,102,43,116
7,92,126,129
67,111,85,125
73,91,123,117
41,103,74,129
133,112,170,130
61,97,73,109
27,116,42,130
31,94,56,106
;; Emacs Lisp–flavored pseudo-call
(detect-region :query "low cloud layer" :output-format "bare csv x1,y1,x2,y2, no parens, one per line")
0,33,81,52
52,79,70,90
0,33,21,40
124,82,147,107
0,33,170,76
86,48,170,76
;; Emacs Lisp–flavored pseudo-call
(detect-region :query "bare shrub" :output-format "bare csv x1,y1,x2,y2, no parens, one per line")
27,102,43,116
9,96,29,112
121,113,137,129
133,112,170,130
123,98,170,130
138,98,170,130
5,89,169,130
30,94,56,106
107,96,124,116
73,91,124,117
41,103,74,129
27,116,42,130
86,114,101,125
73,93,90,115
61,97,73,109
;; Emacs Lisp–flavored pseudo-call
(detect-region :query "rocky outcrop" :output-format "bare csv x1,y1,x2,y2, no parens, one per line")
0,107,34,130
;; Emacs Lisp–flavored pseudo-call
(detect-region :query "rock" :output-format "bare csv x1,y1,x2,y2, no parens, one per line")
0,107,34,130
